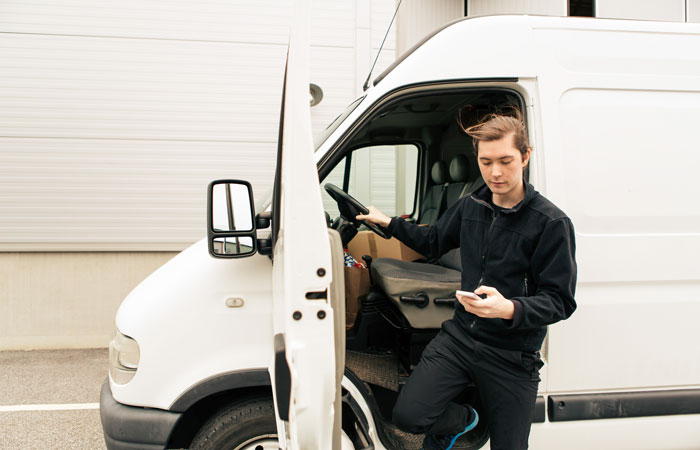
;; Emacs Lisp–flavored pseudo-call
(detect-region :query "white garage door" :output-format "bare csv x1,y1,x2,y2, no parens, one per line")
0,0,397,250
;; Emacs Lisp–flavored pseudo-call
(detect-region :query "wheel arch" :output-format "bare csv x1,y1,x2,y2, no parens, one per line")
166,368,272,449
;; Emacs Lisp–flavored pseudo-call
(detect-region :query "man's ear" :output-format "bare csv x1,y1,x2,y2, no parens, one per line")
522,148,532,167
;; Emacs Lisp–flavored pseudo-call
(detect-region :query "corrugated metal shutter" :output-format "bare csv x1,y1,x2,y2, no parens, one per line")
0,0,397,250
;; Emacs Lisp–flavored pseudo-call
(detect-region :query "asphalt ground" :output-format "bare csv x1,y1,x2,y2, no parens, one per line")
0,348,108,450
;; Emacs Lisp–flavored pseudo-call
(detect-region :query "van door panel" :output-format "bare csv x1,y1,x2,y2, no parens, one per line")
540,85,700,392
269,2,337,448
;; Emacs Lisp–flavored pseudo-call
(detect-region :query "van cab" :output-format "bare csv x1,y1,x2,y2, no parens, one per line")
100,14,700,450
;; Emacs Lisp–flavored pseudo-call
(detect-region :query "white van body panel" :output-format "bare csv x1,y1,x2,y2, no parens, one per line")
530,414,700,449
530,24,700,393
107,15,700,449
112,239,273,409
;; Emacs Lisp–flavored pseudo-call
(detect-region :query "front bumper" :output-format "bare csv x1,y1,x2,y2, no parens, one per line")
100,379,182,450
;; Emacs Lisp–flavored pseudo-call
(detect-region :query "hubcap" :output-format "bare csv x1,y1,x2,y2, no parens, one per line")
235,434,279,450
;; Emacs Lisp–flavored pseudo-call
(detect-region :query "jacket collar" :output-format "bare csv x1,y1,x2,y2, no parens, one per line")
471,180,538,214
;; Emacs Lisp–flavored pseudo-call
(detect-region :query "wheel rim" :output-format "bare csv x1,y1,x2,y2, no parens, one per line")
235,434,279,450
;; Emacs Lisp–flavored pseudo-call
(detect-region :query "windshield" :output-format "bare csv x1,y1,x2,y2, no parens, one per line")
313,96,365,151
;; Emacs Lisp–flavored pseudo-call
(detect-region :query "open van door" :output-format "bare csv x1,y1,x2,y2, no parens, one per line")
269,4,337,449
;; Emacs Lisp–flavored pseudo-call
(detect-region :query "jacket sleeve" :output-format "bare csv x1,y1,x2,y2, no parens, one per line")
508,217,577,330
386,199,463,261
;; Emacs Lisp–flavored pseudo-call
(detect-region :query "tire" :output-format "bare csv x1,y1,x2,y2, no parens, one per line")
189,396,278,450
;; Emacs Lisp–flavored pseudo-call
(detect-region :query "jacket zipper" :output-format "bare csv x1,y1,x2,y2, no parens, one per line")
523,275,529,296
471,207,499,329
477,208,499,287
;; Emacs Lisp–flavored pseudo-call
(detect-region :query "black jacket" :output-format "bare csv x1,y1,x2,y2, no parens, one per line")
388,182,577,352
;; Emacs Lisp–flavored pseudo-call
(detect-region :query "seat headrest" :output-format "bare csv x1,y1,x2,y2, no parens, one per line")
449,154,470,183
431,160,448,185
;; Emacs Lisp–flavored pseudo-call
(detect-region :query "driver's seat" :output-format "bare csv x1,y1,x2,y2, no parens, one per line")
370,253,461,329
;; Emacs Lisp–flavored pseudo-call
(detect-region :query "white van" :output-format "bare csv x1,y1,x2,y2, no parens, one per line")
100,14,700,450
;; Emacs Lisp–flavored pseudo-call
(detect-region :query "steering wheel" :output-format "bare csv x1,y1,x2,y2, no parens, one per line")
324,183,391,239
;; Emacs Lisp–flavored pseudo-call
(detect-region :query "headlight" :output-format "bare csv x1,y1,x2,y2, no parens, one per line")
109,331,140,385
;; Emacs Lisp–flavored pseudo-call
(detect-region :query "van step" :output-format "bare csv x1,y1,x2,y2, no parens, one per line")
345,350,399,391
382,422,479,450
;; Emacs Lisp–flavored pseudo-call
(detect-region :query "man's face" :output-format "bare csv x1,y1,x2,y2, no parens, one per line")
477,134,530,201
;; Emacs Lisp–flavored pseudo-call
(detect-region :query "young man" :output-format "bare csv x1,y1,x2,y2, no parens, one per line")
356,112,577,450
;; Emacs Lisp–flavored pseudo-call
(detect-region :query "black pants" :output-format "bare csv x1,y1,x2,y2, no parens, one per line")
392,322,542,450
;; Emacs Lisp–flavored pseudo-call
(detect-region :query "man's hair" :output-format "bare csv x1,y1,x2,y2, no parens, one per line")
458,107,530,158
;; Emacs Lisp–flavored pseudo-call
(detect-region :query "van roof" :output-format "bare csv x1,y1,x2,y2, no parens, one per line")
373,15,700,91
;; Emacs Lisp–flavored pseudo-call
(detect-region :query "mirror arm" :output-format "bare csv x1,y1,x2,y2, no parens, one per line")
258,238,272,256
256,211,272,229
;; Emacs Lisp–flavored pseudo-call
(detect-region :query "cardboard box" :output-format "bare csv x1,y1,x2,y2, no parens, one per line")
346,230,424,263
344,265,370,329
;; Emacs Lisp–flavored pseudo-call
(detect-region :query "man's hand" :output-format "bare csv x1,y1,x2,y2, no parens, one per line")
356,206,391,227
457,286,515,320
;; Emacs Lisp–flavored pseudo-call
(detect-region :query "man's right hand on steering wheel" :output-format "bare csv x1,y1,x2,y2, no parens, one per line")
356,206,392,228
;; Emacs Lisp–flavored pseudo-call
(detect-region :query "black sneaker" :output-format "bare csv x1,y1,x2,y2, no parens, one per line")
422,409,479,450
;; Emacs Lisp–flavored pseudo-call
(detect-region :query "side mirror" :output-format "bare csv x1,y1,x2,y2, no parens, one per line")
207,180,257,258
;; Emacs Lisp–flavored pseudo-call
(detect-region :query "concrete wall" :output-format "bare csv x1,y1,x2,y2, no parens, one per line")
596,0,686,21
397,0,464,54
468,0,567,16
468,0,700,22
691,0,700,22
0,252,177,350
394,0,569,56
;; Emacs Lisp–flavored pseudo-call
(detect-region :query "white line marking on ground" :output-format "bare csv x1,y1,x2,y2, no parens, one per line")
0,403,99,412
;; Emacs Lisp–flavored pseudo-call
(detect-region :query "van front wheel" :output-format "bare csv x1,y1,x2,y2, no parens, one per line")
189,397,278,450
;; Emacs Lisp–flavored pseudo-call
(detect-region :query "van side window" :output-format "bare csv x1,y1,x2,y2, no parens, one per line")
321,144,419,220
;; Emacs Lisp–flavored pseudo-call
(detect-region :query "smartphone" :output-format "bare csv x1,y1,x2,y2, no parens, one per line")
456,290,481,300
